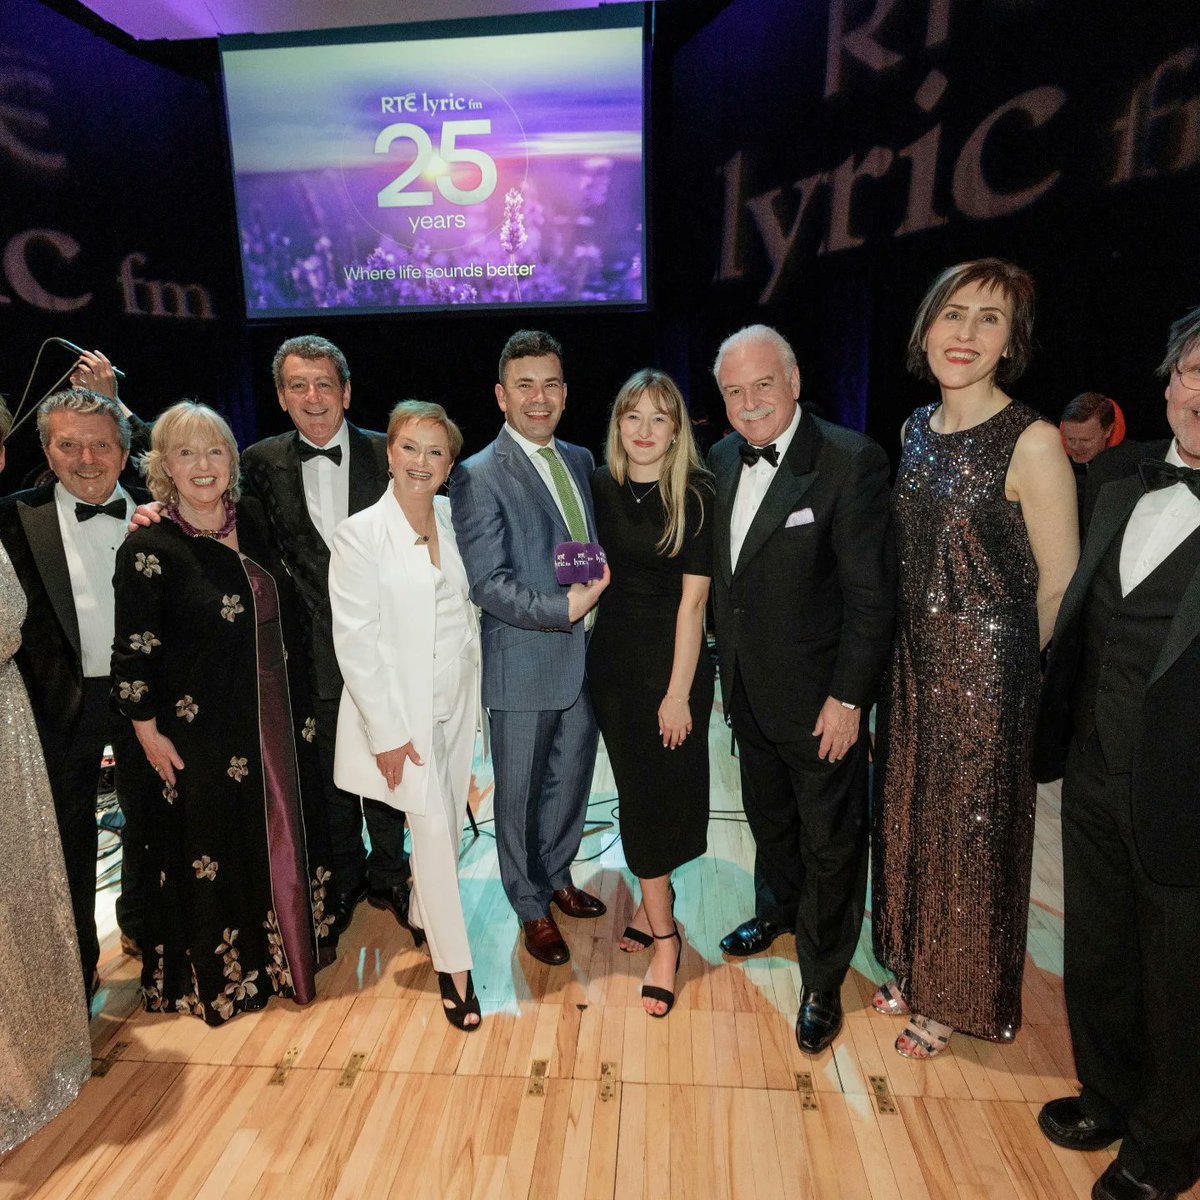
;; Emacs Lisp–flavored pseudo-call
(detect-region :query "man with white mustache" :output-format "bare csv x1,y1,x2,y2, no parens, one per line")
707,325,895,1056
1034,307,1200,1200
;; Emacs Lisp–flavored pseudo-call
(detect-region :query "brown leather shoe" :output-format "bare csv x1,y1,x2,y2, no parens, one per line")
522,916,570,965
550,885,607,919
120,933,143,958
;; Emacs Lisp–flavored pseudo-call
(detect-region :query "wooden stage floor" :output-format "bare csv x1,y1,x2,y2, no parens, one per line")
4,702,1192,1200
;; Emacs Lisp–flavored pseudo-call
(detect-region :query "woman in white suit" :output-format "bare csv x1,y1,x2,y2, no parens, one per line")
329,401,482,1030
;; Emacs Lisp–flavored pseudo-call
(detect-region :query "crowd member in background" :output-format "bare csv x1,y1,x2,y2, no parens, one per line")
330,401,482,1030
0,397,92,1152
1035,307,1200,1200
451,330,609,968
112,402,324,1024
709,325,895,1056
1060,392,1148,530
589,369,714,1018
0,389,155,1007
872,260,1078,1058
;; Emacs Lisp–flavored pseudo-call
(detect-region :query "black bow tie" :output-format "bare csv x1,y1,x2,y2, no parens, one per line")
1138,459,1200,501
75,499,125,522
738,442,780,468
297,441,343,466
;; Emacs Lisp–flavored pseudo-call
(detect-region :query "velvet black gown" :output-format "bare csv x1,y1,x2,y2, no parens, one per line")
587,468,714,878
111,499,333,1024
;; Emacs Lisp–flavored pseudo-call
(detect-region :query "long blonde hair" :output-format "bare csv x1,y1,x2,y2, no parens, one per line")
604,369,710,558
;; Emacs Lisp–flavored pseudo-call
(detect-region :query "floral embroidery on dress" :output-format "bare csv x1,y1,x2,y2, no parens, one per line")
301,716,316,743
175,991,204,1017
227,756,249,782
212,928,258,1018
162,783,177,804
175,695,199,722
193,855,218,880
142,943,167,1011
129,630,161,654
220,594,245,622
119,679,148,702
311,866,334,941
134,552,161,576
263,910,293,992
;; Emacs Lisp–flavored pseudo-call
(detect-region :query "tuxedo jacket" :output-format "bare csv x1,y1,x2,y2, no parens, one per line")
1081,438,1168,531
240,422,389,701
0,480,150,774
1033,470,1200,885
450,426,596,712
708,411,896,743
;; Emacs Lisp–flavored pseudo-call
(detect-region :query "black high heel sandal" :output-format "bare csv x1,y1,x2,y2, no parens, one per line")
403,917,427,950
640,924,681,1018
437,970,481,1032
620,883,676,954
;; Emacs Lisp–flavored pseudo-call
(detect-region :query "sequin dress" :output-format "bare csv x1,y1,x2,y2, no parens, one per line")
872,401,1044,1040
0,539,91,1152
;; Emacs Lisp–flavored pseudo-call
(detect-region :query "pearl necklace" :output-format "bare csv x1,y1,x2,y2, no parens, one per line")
166,494,237,539
626,478,659,504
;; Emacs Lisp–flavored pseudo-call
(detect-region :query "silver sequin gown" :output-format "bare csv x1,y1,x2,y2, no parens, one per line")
872,401,1043,1040
0,539,91,1152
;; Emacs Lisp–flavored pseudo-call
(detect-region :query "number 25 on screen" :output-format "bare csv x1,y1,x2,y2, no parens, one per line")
375,120,496,208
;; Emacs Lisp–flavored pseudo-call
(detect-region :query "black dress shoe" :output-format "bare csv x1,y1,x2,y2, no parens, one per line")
719,916,784,957
367,883,425,947
330,879,368,936
1092,1161,1176,1200
1038,1096,1124,1152
795,987,843,1054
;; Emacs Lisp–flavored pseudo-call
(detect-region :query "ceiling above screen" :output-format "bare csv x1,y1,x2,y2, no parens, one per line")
76,0,608,41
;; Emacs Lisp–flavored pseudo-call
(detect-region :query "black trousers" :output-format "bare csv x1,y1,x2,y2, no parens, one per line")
728,670,869,992
312,695,408,892
48,677,153,992
1062,732,1200,1193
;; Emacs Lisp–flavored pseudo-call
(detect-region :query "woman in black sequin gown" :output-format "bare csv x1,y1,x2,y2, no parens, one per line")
872,260,1079,1058
588,369,714,1018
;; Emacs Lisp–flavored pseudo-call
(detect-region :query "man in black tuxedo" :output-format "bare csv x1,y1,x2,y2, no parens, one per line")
1034,309,1200,1200
707,325,895,1054
0,389,154,1005
239,335,406,936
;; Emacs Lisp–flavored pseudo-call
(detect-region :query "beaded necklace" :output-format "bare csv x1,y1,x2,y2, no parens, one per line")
166,494,237,539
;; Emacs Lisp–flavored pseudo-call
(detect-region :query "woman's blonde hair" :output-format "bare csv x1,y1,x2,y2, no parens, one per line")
142,401,241,504
386,400,463,459
604,369,710,558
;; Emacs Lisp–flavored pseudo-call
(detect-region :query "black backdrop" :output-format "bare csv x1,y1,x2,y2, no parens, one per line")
3,0,1197,487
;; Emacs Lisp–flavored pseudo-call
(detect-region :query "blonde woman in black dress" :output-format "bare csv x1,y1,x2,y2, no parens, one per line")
588,369,714,1017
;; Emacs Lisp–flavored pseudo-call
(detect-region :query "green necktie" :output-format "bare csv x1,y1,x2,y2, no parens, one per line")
537,446,594,627
537,446,588,542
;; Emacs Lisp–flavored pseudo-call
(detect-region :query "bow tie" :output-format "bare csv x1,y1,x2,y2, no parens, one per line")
1138,459,1200,501
738,441,780,468
75,499,125,522
297,442,342,466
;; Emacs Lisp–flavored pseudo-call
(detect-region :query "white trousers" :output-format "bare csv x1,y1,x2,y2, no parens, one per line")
407,651,476,973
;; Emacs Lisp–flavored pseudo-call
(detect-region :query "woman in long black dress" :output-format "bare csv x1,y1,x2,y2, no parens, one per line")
588,369,714,1018
112,402,331,1025
871,260,1078,1058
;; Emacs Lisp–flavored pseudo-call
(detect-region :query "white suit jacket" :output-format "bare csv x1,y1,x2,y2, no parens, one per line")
329,492,480,813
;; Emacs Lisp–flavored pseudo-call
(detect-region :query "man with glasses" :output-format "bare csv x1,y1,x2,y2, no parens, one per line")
1034,307,1200,1200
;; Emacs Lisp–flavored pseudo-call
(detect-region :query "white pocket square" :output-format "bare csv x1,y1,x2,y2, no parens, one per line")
785,507,815,528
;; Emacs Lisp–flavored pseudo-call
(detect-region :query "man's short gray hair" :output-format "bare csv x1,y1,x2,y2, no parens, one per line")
712,324,798,383
36,389,131,452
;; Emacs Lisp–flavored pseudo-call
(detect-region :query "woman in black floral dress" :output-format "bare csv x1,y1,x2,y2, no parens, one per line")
111,402,331,1025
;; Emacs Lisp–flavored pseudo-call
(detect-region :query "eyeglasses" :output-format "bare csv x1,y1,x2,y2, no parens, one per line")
1175,363,1200,391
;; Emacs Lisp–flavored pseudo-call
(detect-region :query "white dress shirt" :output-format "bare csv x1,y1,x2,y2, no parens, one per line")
503,424,592,539
54,482,132,678
300,420,351,548
730,404,803,570
1119,440,1200,596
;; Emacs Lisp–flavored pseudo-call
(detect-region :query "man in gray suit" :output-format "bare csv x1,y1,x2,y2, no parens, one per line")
451,330,609,965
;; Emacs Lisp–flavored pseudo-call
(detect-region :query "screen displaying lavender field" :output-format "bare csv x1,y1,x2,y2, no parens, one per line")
219,11,647,317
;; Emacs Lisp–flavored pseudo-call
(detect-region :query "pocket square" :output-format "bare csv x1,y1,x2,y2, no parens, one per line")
785,507,815,528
